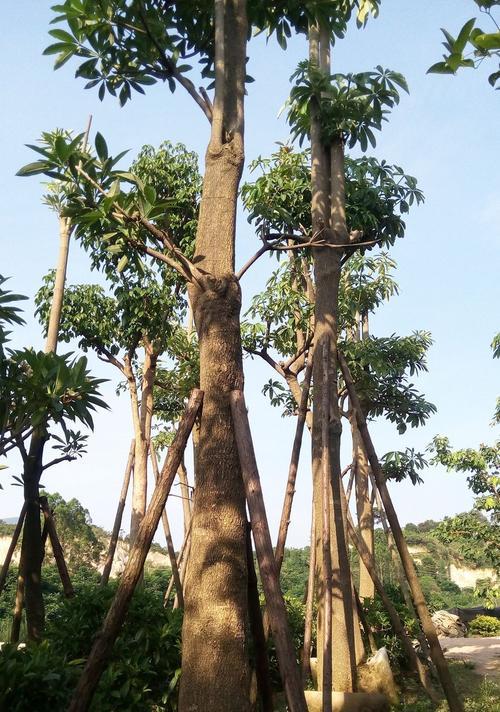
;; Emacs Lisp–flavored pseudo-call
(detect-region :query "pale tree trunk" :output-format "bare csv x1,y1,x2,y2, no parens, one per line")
177,458,192,536
310,23,356,690
179,3,252,710
351,415,375,600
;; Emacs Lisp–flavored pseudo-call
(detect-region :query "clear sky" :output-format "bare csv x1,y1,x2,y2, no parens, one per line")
1,1,498,552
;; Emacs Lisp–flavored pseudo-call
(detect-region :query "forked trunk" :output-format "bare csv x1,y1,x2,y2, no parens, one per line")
179,3,251,710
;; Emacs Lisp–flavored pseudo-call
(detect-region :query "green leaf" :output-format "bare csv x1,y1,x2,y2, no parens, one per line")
95,132,108,162
427,62,455,75
117,255,129,273
16,161,51,177
474,32,500,50
455,18,476,54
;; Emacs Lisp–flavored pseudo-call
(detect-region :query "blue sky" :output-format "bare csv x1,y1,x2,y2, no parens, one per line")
1,1,498,550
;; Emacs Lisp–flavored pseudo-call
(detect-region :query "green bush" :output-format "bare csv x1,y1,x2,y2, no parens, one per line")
468,615,500,637
0,580,182,711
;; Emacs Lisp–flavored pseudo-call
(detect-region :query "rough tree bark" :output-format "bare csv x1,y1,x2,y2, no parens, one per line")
179,3,252,710
350,415,375,600
310,25,357,691
339,352,464,712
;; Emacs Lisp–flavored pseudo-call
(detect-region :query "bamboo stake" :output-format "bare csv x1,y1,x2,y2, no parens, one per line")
275,356,313,574
177,458,192,535
346,510,437,700
345,466,355,505
246,522,274,712
320,346,333,712
302,507,316,684
39,496,74,598
150,443,184,609
339,352,463,712
163,519,192,606
101,440,135,586
0,503,26,595
369,470,432,661
67,389,203,712
230,390,308,712
10,560,25,643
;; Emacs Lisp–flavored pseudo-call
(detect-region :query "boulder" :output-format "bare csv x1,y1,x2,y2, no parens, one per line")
304,690,389,712
357,648,398,705
431,610,467,638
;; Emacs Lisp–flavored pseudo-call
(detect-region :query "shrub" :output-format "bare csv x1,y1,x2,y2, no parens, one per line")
468,615,500,637
0,581,183,711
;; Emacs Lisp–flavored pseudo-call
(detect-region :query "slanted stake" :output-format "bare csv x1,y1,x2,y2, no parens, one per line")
230,390,308,712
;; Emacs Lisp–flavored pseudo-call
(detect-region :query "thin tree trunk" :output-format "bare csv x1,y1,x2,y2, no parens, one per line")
351,416,375,600
0,503,26,595
275,356,313,574
45,217,71,352
101,440,134,586
39,496,74,598
20,429,46,641
302,507,316,684
230,390,308,712
179,3,252,710
67,390,202,712
246,522,274,712
309,25,355,692
164,520,192,606
339,352,463,712
10,550,25,643
320,347,333,712
150,443,184,608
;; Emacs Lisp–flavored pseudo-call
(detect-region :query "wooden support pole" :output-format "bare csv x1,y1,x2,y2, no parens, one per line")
163,519,192,606
246,522,274,712
0,503,26,596
346,511,437,700
339,352,463,712
230,390,308,712
10,553,25,643
345,466,355,506
67,390,203,712
39,496,74,598
275,356,313,574
369,470,432,662
101,440,135,586
302,507,316,684
353,585,377,656
177,458,192,535
150,443,184,609
320,346,333,712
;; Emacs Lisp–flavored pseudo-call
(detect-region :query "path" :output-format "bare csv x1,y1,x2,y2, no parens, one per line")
439,637,500,677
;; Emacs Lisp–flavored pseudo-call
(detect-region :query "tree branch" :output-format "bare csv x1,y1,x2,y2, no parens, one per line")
42,454,77,471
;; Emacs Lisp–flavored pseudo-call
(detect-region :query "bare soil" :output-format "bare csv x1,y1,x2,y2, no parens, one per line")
440,636,500,677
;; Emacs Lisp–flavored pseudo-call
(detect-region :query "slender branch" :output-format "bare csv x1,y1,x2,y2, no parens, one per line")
42,454,76,471
137,3,212,122
96,345,125,373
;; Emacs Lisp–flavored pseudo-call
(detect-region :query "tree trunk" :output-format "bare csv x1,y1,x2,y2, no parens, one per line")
177,458,192,536
101,440,134,586
275,357,313,574
68,390,202,712
0,503,26,595
164,519,192,606
19,429,46,641
230,390,308,712
178,3,252,711
45,217,71,352
351,416,375,600
339,352,463,712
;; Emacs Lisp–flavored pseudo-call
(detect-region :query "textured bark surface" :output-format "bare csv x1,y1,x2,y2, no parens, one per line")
19,430,46,641
178,4,251,710
351,417,375,600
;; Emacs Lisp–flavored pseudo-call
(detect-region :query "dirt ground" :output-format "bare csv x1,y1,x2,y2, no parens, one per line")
439,636,500,677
